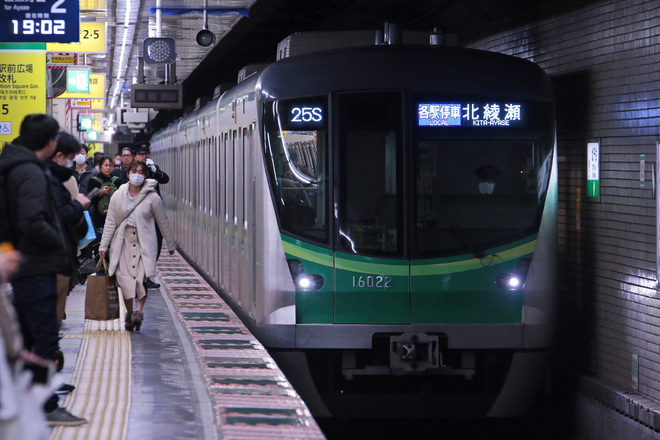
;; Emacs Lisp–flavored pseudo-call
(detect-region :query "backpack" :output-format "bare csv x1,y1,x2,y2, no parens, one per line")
93,176,119,216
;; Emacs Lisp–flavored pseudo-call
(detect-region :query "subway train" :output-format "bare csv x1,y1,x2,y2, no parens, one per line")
150,30,557,418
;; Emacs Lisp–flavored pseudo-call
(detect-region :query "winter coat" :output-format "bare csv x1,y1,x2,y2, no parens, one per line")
99,179,176,278
71,163,94,195
45,159,85,274
0,144,70,278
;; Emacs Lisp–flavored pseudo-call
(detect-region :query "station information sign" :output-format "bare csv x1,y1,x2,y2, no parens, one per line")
0,0,80,43
418,102,523,127
0,43,46,148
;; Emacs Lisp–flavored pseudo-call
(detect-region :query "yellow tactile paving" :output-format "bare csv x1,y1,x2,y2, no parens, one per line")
49,309,131,440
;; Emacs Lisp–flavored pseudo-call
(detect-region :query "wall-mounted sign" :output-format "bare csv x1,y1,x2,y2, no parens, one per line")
0,43,46,149
587,141,600,198
0,0,80,43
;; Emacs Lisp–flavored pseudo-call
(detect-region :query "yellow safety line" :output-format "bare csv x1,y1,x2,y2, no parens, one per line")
49,297,131,440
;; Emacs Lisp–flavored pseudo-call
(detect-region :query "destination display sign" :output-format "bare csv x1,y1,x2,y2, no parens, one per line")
418,102,523,127
1,0,80,43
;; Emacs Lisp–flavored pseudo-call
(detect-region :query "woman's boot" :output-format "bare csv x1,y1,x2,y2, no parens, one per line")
125,312,134,331
132,311,144,331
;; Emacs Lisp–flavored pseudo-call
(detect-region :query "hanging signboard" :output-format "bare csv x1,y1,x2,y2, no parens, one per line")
0,0,80,43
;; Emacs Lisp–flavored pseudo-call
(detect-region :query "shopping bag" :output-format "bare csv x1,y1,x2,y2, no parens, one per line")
78,211,96,249
84,260,120,321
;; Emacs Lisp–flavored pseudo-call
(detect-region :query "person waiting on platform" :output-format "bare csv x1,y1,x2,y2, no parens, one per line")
87,155,119,231
98,161,176,332
71,143,93,195
49,133,92,327
111,146,133,185
0,114,87,426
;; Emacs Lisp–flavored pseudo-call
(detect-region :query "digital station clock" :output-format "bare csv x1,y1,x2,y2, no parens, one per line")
0,0,79,43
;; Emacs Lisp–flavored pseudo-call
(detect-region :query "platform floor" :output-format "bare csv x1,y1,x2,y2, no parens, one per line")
49,251,325,440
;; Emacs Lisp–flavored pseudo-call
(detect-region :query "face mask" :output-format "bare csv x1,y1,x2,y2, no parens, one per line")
478,182,495,195
129,173,145,186
94,165,100,172
65,159,74,168
74,154,87,165
115,159,122,166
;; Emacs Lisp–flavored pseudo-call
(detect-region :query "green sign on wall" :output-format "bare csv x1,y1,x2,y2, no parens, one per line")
587,141,599,198
66,68,89,93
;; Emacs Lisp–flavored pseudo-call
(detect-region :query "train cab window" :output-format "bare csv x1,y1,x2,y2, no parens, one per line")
414,138,552,258
263,98,329,243
337,92,403,257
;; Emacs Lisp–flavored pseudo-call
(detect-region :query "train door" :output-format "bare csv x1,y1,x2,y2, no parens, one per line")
334,91,409,324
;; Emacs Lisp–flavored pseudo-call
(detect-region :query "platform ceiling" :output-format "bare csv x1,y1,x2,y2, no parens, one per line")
93,0,600,135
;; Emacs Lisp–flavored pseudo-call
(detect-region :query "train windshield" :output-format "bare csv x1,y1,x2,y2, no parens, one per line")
263,98,329,242
414,137,552,257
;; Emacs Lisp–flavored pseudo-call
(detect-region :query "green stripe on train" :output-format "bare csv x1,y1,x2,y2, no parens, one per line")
282,234,535,324
282,234,536,276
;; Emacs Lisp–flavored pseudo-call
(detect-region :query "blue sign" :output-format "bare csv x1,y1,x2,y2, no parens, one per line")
0,0,80,43
418,102,524,127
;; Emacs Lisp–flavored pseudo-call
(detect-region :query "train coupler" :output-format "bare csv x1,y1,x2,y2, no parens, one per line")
390,333,444,372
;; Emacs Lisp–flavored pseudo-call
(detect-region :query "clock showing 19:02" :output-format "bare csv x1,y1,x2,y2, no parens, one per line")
1,0,80,43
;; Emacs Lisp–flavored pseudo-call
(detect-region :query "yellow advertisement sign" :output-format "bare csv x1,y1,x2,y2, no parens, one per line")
81,0,107,10
47,22,106,53
0,43,46,149
59,73,105,99
70,98,105,109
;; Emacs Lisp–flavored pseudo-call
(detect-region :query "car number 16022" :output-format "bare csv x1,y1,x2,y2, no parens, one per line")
352,275,392,289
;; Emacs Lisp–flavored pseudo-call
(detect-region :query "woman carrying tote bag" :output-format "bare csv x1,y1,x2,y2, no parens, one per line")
98,161,176,331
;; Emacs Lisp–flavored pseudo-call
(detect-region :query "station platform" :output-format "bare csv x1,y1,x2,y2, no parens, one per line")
49,251,326,440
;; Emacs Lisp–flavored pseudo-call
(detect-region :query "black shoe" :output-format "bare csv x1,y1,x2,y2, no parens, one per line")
55,383,75,395
143,278,160,289
46,407,87,426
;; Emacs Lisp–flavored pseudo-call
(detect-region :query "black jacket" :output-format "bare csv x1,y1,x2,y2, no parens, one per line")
71,163,94,195
46,159,85,274
0,144,70,279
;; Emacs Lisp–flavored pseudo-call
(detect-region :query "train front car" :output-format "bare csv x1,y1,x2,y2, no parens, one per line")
260,44,557,418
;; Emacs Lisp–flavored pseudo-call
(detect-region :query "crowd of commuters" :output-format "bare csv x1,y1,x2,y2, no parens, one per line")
0,113,174,433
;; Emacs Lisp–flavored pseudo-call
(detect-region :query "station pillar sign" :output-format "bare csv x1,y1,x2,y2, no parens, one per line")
587,140,600,198
0,43,47,149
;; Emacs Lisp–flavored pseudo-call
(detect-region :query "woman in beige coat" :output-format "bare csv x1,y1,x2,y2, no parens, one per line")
98,161,176,331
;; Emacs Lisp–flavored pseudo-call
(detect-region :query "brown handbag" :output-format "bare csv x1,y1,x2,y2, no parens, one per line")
84,259,120,321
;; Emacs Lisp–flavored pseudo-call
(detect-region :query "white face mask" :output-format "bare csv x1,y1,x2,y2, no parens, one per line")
65,158,74,168
129,173,145,186
74,153,87,165
115,159,122,166
478,182,495,194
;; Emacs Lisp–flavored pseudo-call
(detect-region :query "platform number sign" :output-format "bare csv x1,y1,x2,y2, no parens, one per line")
0,0,80,43
587,141,599,198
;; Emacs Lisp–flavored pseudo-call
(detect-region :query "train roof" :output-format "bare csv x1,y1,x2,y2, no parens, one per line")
257,44,553,102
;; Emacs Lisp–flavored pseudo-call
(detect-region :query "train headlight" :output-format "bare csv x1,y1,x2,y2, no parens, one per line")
495,258,531,291
287,259,325,291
